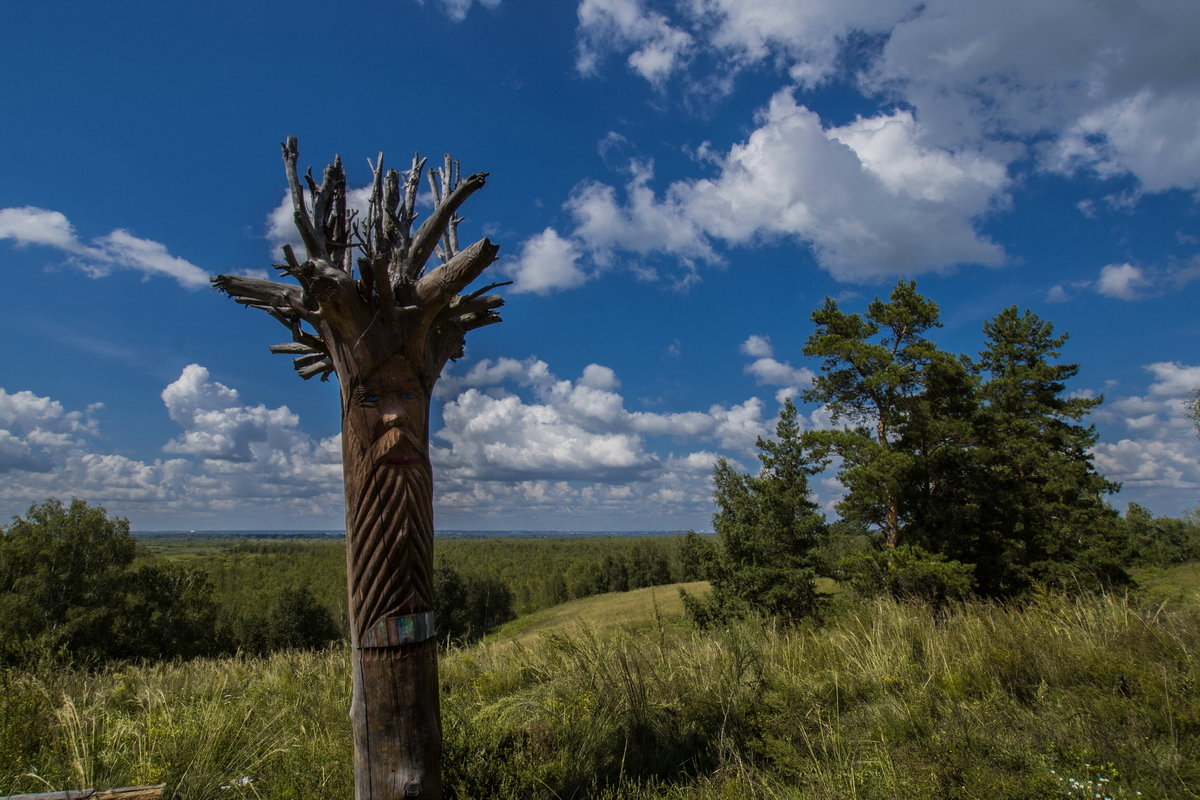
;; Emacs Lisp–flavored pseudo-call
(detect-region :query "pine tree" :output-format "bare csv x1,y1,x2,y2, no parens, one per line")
973,306,1124,594
688,400,827,623
803,281,941,547
895,349,987,564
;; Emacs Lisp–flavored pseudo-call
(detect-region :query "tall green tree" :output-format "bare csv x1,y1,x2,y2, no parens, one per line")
972,306,1124,594
688,400,827,623
676,531,715,581
800,288,1124,598
0,498,217,663
894,349,988,563
802,281,942,547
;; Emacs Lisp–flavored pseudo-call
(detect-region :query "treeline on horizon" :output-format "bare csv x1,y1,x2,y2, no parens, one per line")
0,498,716,665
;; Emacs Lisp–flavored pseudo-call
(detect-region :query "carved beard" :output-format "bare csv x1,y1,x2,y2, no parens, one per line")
345,454,435,645
340,354,435,647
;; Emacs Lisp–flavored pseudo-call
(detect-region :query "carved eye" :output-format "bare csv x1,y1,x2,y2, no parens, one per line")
401,392,417,400
354,386,379,406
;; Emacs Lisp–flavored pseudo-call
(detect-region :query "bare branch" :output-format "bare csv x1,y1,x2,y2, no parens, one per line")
383,168,401,244
281,137,327,262
212,274,308,312
443,155,461,259
333,160,350,272
296,357,335,380
264,308,325,351
407,171,488,278
269,342,317,354
466,280,513,299
414,237,500,311
399,153,426,254
458,311,504,331
293,353,328,370
436,292,503,320
309,157,348,272
432,293,503,330
281,244,303,276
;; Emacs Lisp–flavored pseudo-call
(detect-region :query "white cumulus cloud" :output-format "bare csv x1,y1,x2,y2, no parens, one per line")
562,0,1200,289
507,228,588,294
1096,263,1150,300
1094,362,1200,501
576,0,693,85
551,91,1006,285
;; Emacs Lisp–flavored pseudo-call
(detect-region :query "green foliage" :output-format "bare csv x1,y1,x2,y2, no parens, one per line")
154,533,690,653
236,585,341,653
1189,388,1200,436
803,281,942,547
1122,503,1200,567
677,531,716,581
966,305,1124,595
799,286,1125,599
431,536,690,613
0,499,218,664
434,564,515,645
688,400,826,624
836,544,975,606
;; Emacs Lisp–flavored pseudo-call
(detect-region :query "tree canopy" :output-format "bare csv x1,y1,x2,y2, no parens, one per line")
715,284,1128,609
0,498,217,664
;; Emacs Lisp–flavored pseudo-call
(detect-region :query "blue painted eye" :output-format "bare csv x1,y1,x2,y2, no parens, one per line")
363,394,380,404
401,392,417,400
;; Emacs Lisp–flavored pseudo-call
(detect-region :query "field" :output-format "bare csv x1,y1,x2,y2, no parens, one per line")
2,555,1198,800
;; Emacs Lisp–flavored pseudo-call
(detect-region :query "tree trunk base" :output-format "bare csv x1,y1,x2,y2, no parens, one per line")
352,639,442,800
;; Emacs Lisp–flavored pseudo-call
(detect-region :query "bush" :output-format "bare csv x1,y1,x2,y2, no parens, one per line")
434,565,515,644
0,498,218,664
838,544,975,606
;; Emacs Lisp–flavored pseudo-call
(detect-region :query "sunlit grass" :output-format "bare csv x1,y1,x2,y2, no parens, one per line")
2,576,1198,799
486,580,710,647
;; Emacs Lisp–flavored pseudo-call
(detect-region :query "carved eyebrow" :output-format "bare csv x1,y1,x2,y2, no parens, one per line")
350,385,378,405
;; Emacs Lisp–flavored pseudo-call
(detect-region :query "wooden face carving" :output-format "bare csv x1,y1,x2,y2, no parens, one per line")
345,353,430,470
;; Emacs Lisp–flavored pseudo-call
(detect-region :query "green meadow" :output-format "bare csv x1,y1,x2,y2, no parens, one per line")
2,564,1198,799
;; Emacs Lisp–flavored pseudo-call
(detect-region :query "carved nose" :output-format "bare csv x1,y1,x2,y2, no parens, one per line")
379,398,408,428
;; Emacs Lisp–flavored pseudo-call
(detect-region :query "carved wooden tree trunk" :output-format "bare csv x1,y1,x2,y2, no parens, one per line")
340,354,441,798
214,138,507,800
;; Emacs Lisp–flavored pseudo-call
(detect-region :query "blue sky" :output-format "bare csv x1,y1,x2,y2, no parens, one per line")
1,0,1198,531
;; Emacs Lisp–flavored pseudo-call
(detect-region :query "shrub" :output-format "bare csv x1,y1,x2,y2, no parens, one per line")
838,544,975,606
0,498,218,664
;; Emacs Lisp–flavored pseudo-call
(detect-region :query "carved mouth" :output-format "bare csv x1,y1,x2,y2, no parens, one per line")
372,429,424,468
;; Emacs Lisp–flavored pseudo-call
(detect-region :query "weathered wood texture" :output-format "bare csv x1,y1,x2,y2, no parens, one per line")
352,639,442,798
214,138,507,800
0,785,165,800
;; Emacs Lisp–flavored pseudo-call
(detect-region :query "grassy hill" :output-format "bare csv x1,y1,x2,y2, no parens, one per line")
485,580,710,647
2,576,1198,800
1137,561,1200,605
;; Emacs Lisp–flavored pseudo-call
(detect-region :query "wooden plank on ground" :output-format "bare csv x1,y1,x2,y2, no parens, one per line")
0,784,165,800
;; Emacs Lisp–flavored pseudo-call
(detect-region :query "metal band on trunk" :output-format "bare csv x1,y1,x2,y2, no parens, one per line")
360,611,436,648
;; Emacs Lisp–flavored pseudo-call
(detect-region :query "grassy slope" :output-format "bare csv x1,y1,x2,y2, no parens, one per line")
487,576,840,647
485,581,710,647
2,574,1198,800
1137,562,1200,605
